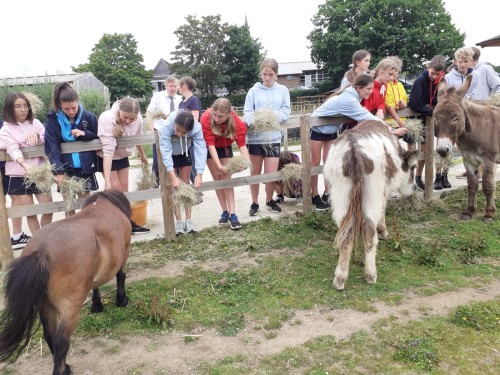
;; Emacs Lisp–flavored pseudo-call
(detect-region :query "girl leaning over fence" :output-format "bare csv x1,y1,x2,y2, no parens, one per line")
44,82,99,216
97,97,150,234
201,98,250,230
159,110,207,235
0,93,53,240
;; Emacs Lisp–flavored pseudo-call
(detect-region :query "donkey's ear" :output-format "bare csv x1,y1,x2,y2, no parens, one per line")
456,74,472,99
437,76,447,98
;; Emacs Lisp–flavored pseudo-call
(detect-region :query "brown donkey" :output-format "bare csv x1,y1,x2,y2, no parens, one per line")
433,74,500,222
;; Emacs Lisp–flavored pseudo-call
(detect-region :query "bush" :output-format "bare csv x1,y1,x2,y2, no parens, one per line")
79,89,109,117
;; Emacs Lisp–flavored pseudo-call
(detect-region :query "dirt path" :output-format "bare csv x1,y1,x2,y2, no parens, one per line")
4,280,499,375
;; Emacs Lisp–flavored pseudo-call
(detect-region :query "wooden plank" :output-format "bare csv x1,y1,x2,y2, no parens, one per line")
155,131,175,240
424,116,434,199
300,115,312,213
0,109,419,161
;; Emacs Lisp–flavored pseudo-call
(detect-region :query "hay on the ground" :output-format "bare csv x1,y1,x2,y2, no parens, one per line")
24,161,54,194
135,163,157,191
22,92,44,116
404,118,424,144
171,181,197,210
59,176,86,211
251,108,282,133
485,93,500,107
226,156,253,175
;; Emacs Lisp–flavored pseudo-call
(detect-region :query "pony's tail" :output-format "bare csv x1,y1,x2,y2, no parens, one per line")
335,181,364,249
0,251,49,361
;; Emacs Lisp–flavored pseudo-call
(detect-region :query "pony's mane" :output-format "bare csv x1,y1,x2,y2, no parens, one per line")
82,190,131,218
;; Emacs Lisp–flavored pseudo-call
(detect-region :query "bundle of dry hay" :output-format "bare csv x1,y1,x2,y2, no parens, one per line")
404,118,424,144
24,161,54,194
59,176,86,211
146,109,168,127
135,163,157,191
485,93,500,107
22,92,44,116
434,151,454,169
251,108,282,133
171,181,197,210
226,156,253,175
280,163,303,197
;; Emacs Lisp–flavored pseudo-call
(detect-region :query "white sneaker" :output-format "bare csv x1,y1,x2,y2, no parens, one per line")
184,219,197,233
175,221,185,235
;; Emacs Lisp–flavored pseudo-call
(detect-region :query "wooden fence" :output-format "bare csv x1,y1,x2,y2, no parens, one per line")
0,109,433,267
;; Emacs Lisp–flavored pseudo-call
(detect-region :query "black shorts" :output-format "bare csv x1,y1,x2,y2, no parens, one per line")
248,143,280,157
97,156,130,172
1,167,8,196
310,130,337,142
207,146,233,159
172,154,192,169
7,176,43,195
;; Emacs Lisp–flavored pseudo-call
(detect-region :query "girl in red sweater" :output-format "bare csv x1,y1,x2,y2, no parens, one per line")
201,98,249,230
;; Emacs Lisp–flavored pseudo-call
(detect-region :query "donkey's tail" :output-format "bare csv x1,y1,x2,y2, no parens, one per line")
0,251,49,361
334,180,364,249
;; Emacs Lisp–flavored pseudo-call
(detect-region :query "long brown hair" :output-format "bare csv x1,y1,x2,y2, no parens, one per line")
2,93,34,124
345,50,370,83
209,98,236,139
328,74,374,100
113,97,140,137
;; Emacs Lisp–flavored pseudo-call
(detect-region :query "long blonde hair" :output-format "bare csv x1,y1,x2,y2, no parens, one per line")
210,98,236,139
113,97,140,137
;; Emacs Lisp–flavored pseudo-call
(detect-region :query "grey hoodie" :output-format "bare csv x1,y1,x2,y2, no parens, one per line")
474,62,500,100
444,67,479,100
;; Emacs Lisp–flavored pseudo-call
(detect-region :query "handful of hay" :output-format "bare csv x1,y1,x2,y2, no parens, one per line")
280,163,303,197
135,164,157,191
485,93,500,107
434,151,454,169
171,181,198,209
404,119,424,144
225,156,253,175
24,161,54,194
22,92,44,116
59,176,86,211
251,108,282,133
146,109,168,128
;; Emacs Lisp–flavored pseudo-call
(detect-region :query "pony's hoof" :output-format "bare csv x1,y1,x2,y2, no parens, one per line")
460,213,473,220
117,296,129,307
333,277,345,291
66,364,72,375
365,274,377,284
482,217,493,223
378,231,388,240
90,302,104,314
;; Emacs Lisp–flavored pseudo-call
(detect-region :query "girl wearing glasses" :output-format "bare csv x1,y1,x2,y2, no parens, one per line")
0,92,53,237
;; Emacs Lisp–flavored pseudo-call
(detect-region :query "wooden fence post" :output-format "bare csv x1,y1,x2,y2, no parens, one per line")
300,115,312,213
154,131,176,240
0,182,14,268
424,116,434,199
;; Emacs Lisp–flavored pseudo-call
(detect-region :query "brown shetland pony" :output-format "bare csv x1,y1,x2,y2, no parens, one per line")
433,74,500,222
0,190,132,375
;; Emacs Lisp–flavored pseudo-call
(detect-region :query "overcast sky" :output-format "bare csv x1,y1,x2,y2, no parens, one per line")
1,0,498,78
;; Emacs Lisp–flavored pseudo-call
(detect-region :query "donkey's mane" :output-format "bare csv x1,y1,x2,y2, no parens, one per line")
82,190,131,218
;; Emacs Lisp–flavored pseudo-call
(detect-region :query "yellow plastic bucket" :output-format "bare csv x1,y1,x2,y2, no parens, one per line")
130,201,148,226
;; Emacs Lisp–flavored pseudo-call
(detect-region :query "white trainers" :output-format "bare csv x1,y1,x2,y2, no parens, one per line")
184,219,197,233
175,221,185,235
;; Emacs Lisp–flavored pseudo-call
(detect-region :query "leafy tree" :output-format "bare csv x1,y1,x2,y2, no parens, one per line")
171,15,228,95
308,0,465,88
73,33,152,101
222,24,263,94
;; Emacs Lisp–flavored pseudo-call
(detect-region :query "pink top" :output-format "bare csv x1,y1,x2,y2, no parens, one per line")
97,101,144,159
0,119,45,177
